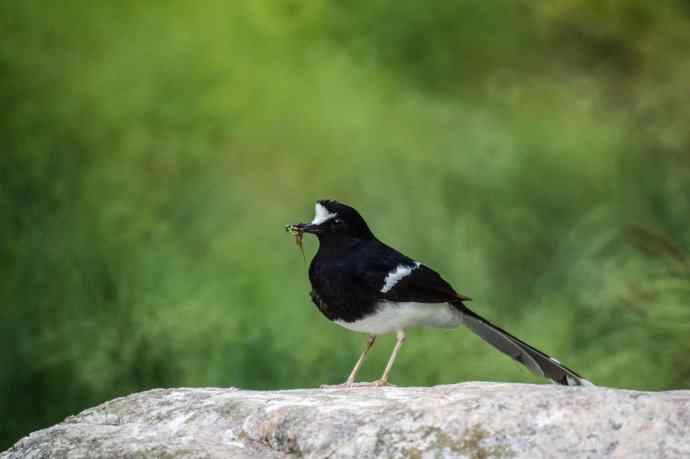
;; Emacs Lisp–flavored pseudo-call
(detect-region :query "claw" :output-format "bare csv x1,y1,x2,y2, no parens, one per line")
320,382,354,389
372,379,393,387
320,380,394,389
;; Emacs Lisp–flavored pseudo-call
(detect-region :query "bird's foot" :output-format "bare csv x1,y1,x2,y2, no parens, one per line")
320,382,355,389
370,379,393,387
348,379,394,387
320,379,393,389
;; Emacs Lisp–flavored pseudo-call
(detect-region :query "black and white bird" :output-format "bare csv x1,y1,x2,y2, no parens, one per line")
287,200,592,387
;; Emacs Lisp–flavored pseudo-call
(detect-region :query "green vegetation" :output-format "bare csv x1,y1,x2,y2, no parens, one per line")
2,0,689,449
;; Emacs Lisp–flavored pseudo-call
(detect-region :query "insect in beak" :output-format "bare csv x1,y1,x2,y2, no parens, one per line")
285,224,305,262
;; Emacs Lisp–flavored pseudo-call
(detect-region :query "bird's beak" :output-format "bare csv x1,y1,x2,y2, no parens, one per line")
285,222,322,234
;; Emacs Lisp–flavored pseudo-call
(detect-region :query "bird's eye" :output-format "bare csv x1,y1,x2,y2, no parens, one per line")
333,218,343,225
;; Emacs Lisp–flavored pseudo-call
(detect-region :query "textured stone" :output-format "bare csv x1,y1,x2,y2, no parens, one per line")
3,383,689,458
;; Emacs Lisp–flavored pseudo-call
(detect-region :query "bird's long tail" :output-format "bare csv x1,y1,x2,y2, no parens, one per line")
454,302,593,387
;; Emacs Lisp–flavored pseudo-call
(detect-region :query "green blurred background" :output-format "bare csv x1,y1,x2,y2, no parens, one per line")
2,0,690,449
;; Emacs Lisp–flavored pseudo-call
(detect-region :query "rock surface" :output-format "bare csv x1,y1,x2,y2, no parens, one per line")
2,382,689,458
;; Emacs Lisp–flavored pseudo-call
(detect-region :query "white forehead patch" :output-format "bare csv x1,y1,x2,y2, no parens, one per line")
380,262,421,293
311,203,337,225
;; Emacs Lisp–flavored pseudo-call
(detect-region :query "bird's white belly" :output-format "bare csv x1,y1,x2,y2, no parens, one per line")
335,301,464,335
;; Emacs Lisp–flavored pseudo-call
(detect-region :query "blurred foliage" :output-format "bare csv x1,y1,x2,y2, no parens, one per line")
2,0,690,449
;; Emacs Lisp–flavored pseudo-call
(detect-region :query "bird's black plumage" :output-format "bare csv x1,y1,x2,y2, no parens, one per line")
309,237,466,323
288,199,592,387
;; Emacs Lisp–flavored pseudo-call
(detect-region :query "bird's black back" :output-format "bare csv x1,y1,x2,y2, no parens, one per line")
308,238,466,323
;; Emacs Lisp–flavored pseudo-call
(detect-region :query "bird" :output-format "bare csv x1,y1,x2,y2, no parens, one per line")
286,199,592,388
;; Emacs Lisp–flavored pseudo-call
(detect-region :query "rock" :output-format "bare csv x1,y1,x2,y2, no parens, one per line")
2,382,689,458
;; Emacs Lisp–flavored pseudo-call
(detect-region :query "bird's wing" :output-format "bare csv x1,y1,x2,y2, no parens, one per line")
381,263,470,303
354,243,470,304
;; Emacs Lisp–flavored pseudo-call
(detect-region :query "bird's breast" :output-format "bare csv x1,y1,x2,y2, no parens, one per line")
310,290,336,321
308,259,377,324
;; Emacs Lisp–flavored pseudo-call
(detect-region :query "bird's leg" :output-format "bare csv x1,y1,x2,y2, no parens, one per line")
320,335,376,388
372,330,406,386
345,335,376,385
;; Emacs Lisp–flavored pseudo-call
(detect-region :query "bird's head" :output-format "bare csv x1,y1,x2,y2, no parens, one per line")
286,200,374,242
